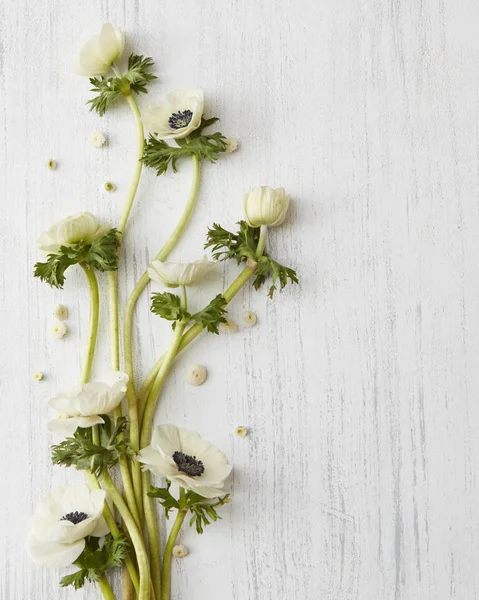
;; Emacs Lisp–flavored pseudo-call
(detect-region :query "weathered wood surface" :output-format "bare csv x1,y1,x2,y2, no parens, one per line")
1,1,479,598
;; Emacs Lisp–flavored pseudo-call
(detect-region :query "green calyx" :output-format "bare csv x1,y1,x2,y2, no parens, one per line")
205,220,299,297
34,229,120,289
148,479,230,534
51,416,132,477
141,117,227,175
59,534,129,590
88,54,157,116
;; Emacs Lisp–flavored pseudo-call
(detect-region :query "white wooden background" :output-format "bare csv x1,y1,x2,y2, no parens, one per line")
2,0,479,598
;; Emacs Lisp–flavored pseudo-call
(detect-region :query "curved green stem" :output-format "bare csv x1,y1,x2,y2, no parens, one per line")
102,471,151,600
79,264,99,385
161,509,187,600
124,155,201,518
98,574,116,600
85,472,140,593
118,93,145,236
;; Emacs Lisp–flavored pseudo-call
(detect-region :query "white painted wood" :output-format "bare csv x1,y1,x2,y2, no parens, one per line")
1,0,479,598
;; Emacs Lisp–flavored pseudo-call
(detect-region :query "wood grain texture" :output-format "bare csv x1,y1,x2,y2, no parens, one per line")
1,0,479,598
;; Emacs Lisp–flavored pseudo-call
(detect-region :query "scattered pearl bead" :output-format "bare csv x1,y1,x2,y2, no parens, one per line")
52,304,68,321
33,371,44,382
185,364,208,386
50,321,68,339
219,320,238,333
172,544,189,558
224,138,238,154
235,426,249,438
46,159,57,170
104,181,116,192
90,131,107,148
242,311,257,327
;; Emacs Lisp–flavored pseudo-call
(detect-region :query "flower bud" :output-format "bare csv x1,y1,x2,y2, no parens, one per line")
75,24,125,77
243,186,290,228
148,258,216,288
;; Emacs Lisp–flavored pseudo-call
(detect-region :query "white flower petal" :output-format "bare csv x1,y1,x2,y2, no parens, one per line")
142,88,204,140
244,186,290,228
149,258,216,287
48,415,104,437
27,534,85,568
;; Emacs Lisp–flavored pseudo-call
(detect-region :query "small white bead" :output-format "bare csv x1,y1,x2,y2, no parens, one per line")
33,371,44,382
224,138,238,154
185,364,208,386
242,311,257,327
50,321,68,339
235,426,248,437
219,320,238,333
46,159,57,170
52,304,68,321
90,131,107,148
172,544,189,558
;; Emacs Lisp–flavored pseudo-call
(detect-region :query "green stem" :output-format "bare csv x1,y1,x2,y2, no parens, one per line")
98,574,116,600
108,271,120,371
124,155,201,517
138,263,258,399
102,471,151,600
161,509,187,600
256,224,268,256
85,472,140,593
79,265,99,385
118,93,144,236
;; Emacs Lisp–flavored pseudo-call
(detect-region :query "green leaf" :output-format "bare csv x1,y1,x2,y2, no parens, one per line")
252,255,299,298
184,491,230,535
51,417,132,477
33,249,80,289
141,117,227,175
190,294,228,334
148,480,181,519
204,220,258,264
87,77,123,116
150,292,190,324
124,54,157,95
84,229,120,272
60,535,129,589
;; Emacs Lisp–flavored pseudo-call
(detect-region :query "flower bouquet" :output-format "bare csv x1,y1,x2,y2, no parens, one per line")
28,24,298,600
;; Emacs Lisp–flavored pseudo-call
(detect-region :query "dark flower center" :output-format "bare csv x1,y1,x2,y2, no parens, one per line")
173,451,205,477
168,109,193,130
60,511,89,525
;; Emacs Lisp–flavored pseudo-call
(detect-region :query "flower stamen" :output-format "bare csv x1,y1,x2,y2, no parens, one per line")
168,109,193,130
60,511,89,524
173,451,205,476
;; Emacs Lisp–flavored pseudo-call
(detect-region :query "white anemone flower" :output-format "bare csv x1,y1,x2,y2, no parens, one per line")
48,372,128,437
139,425,232,499
27,484,109,568
243,186,290,228
38,212,106,255
148,258,215,288
76,24,125,77
142,89,204,140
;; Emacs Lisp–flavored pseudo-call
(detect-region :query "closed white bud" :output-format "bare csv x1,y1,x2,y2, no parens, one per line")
148,258,216,288
185,364,208,386
244,186,290,228
219,320,238,333
173,544,189,558
75,24,125,77
50,321,68,339
52,304,68,321
242,311,257,327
